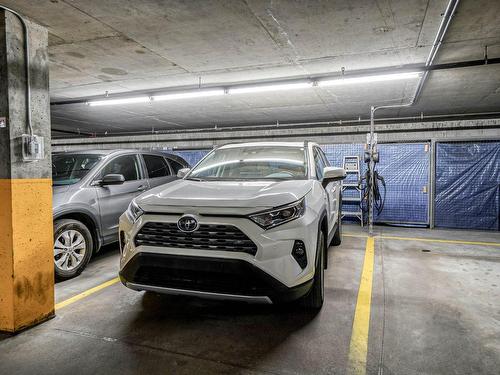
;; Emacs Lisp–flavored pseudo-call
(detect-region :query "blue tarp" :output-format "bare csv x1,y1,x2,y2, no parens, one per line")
435,142,500,230
170,150,210,167
375,143,430,224
322,143,430,225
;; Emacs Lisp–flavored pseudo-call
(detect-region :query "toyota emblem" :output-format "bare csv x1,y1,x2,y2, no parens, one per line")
177,215,199,233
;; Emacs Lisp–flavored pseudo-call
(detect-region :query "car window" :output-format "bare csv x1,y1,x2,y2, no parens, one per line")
143,155,171,178
188,146,307,180
313,147,325,180
52,154,103,186
168,159,184,174
99,155,141,181
319,148,330,167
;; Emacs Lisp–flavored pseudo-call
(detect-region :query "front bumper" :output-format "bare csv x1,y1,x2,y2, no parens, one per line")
119,208,321,303
119,252,313,304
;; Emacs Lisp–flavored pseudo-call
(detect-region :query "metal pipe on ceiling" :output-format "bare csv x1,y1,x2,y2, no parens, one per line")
413,0,461,104
370,0,462,131
0,5,33,135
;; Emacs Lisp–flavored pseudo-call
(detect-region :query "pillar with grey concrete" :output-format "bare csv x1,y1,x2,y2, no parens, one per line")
0,10,54,333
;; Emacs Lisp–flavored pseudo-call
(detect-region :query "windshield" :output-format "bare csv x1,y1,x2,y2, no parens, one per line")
188,146,307,180
52,154,103,186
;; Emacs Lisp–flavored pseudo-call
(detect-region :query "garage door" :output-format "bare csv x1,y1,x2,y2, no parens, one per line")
375,143,430,225
435,141,500,230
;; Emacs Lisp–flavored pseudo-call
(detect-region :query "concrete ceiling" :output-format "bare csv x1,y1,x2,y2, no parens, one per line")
4,0,500,135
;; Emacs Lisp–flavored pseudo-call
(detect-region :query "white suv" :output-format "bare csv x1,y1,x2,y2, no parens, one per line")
119,142,345,309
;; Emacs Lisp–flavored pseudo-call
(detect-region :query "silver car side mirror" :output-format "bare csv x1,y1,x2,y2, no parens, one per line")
323,167,346,181
101,173,125,185
177,168,190,178
322,167,346,187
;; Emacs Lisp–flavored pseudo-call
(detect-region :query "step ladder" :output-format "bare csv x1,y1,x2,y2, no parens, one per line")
341,156,363,226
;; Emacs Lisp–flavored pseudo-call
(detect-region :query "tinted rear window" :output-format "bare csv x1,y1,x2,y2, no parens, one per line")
143,155,171,178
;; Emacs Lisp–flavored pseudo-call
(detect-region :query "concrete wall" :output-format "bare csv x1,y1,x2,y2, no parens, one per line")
51,118,500,152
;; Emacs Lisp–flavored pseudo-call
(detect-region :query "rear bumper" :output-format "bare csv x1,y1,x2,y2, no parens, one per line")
119,252,313,304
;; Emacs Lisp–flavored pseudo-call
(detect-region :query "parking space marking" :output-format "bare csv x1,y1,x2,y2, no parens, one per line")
55,277,120,311
344,233,500,247
348,236,375,375
379,235,500,247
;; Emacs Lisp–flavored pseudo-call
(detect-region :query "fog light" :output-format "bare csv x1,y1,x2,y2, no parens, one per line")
292,240,307,269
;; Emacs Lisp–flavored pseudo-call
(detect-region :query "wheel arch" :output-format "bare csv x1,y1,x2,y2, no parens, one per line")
54,211,101,253
318,210,329,269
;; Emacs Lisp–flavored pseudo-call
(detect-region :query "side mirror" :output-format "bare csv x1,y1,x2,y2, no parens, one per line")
101,174,125,185
177,168,190,178
322,167,346,186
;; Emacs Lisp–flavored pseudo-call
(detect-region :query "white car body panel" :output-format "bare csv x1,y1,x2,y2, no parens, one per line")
137,179,312,210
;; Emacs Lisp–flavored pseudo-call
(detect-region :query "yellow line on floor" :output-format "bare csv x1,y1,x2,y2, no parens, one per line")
379,235,500,247
347,236,375,375
55,277,120,311
344,233,500,247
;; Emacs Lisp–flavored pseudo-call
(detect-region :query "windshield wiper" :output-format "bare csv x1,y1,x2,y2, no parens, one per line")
186,177,206,181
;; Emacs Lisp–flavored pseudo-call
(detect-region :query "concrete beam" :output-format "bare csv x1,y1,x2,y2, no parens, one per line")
51,118,500,151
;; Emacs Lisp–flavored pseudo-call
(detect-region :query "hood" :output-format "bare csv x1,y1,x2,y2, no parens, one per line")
137,179,312,212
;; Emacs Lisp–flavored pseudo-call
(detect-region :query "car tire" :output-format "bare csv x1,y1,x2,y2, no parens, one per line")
302,230,325,310
53,219,93,280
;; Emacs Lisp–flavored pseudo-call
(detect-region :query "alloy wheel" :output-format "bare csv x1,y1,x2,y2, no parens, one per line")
54,230,87,271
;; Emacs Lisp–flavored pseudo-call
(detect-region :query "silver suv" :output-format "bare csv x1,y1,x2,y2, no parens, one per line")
119,142,345,309
52,149,189,280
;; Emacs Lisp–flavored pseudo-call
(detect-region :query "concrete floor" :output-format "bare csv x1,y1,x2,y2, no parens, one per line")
1,225,499,374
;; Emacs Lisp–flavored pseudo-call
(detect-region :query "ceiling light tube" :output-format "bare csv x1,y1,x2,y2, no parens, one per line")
153,89,225,101
229,82,312,94
317,72,421,87
88,96,151,106
86,72,420,107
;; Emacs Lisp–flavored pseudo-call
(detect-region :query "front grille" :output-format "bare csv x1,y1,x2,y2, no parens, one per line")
134,222,258,256
133,263,269,295
120,253,290,298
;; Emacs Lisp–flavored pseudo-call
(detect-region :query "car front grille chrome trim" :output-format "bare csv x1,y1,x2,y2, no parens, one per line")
134,222,258,255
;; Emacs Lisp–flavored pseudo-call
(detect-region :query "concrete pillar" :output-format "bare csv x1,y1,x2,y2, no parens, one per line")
0,11,54,333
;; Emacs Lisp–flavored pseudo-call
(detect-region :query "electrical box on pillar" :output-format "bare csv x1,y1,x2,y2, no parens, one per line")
0,5,45,163
21,134,45,161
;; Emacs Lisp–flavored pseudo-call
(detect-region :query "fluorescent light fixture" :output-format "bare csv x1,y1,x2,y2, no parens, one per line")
87,89,224,107
88,96,150,107
153,89,225,101
230,82,312,94
318,72,421,87
86,71,421,107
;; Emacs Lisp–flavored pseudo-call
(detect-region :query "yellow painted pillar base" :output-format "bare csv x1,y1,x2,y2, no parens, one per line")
0,179,54,333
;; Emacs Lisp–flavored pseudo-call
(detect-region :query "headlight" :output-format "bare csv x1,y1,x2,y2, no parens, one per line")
249,197,305,229
125,200,144,223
